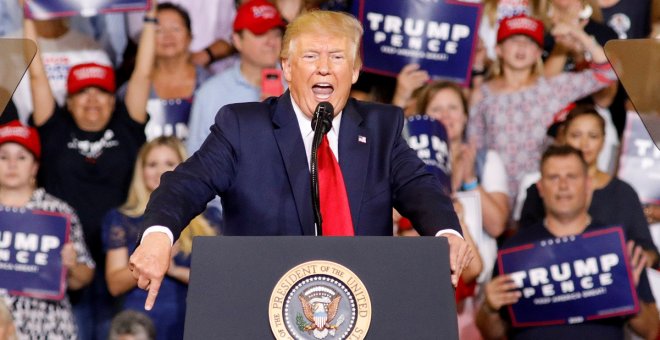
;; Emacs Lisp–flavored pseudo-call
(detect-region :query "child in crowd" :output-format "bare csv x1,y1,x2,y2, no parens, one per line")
468,14,617,204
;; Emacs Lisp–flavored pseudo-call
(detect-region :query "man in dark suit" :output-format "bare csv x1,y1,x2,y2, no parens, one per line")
129,8,472,311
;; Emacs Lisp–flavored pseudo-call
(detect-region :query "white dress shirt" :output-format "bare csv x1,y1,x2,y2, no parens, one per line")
291,95,341,169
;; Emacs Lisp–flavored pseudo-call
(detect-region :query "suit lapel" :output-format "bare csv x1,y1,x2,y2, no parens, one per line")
272,92,315,235
338,99,370,234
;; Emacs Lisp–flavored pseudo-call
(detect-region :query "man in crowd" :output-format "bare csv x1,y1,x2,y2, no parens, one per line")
476,145,658,339
129,9,472,311
186,0,286,154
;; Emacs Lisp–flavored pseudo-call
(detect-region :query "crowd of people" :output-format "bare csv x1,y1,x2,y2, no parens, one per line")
0,0,658,339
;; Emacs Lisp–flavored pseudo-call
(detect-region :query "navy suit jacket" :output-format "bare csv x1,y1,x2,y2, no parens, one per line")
143,92,460,239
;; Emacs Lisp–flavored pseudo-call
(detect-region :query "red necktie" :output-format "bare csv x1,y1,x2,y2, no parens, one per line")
318,135,354,236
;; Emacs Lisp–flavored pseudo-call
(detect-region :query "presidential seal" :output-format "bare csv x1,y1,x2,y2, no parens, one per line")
269,260,371,340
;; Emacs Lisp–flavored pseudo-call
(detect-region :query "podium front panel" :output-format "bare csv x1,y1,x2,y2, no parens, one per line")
185,236,458,339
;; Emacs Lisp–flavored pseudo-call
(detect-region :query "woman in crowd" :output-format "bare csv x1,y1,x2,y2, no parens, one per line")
417,81,508,338
103,136,216,340
468,14,617,203
520,105,659,266
121,2,210,141
0,121,94,338
418,81,510,239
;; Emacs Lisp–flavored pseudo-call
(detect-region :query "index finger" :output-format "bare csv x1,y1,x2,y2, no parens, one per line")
144,278,162,311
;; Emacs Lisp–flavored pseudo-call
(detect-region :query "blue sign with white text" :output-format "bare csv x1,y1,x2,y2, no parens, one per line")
0,208,70,300
406,115,451,194
498,227,639,327
26,0,150,19
354,0,481,86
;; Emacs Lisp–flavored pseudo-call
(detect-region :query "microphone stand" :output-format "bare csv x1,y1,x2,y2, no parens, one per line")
310,104,333,236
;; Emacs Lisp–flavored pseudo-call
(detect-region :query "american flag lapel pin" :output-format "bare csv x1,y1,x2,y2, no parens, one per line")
358,135,367,144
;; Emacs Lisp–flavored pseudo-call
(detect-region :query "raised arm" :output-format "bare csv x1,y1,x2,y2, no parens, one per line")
24,16,55,127
191,39,235,67
391,63,429,110
124,4,156,124
551,22,608,64
543,39,572,78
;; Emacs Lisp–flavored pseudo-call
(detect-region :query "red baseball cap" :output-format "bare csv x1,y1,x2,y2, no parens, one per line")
0,120,41,159
497,15,544,47
233,0,287,35
67,63,115,95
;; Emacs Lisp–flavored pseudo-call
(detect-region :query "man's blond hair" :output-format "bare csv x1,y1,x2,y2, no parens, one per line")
280,10,363,69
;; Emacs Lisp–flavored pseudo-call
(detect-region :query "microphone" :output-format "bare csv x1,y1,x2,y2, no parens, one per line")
310,101,334,236
311,102,334,135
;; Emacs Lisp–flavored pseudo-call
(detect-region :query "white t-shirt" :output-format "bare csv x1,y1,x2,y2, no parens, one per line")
513,171,541,222
480,149,509,195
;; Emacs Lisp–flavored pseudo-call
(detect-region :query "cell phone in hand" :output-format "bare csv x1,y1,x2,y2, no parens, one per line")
261,68,284,98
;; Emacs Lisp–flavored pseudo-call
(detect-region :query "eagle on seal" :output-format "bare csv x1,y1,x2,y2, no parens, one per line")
299,293,341,333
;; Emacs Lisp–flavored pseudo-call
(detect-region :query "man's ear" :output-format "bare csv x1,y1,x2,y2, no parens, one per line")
282,58,292,83
536,179,544,199
351,65,359,84
232,32,242,53
30,161,39,178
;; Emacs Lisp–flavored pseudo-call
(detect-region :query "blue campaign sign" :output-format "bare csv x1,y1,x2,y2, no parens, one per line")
498,227,639,327
26,0,150,19
618,112,660,204
354,0,482,86
406,115,451,194
145,98,192,141
0,208,70,300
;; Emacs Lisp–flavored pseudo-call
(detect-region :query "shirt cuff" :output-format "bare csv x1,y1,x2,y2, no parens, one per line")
141,226,174,246
435,229,464,239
